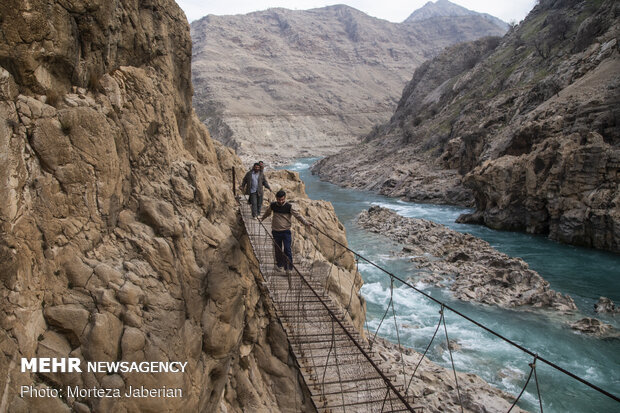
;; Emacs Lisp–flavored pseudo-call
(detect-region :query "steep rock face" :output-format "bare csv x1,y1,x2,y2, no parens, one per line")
0,1,363,412
460,132,619,251
0,0,193,146
190,3,507,164
315,0,620,252
312,36,503,206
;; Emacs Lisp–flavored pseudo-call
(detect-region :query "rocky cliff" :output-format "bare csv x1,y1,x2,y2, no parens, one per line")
314,0,620,252
190,2,507,165
0,1,364,412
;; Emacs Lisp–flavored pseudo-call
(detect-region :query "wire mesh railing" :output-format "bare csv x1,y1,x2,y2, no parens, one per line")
305,214,620,411
237,197,421,412
232,166,619,412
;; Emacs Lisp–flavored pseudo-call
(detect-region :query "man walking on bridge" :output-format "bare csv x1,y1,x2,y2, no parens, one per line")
260,190,311,275
241,162,271,218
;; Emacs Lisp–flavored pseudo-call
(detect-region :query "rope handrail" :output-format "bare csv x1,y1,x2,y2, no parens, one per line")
306,221,620,404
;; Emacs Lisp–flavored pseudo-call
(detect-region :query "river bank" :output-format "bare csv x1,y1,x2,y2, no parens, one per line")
372,337,526,413
280,158,620,413
263,170,528,412
357,206,620,339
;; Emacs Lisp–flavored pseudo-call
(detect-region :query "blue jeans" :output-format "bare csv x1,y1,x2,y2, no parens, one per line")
272,230,293,270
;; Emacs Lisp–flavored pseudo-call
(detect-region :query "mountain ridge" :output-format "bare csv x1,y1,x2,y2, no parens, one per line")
191,3,507,164
313,0,620,252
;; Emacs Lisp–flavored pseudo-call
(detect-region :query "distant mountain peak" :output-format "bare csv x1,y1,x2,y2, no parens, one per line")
405,0,508,30
322,4,358,11
405,0,472,21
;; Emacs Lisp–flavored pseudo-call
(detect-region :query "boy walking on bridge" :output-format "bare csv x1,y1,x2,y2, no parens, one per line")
260,190,311,274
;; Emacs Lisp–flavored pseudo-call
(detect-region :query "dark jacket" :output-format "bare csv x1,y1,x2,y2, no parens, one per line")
241,170,270,196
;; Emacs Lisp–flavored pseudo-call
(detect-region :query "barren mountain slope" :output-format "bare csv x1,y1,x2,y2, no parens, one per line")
191,3,507,164
314,0,620,252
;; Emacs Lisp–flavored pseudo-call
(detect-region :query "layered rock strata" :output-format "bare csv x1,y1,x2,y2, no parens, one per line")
357,206,577,312
191,3,507,165
312,36,504,207
0,1,361,412
314,0,620,252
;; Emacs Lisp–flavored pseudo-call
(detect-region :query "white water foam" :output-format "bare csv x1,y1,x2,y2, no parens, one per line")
288,161,309,171
286,157,620,412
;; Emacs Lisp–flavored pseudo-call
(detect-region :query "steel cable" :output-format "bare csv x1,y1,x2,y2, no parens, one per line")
442,306,464,413
507,357,536,412
533,356,544,413
406,308,444,395
306,222,620,404
247,205,416,411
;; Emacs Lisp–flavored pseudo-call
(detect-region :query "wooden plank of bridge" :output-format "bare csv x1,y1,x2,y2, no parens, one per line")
238,200,423,413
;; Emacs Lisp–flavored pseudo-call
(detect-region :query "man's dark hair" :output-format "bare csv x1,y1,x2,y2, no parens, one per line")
253,162,260,167
276,190,286,198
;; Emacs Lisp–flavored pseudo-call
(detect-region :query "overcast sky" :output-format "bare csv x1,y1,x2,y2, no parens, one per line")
176,0,536,24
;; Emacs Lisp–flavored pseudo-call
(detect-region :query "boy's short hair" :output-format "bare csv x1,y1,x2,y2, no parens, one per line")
276,190,286,198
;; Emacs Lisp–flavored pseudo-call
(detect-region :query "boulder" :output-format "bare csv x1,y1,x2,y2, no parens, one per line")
594,297,619,314
569,317,617,337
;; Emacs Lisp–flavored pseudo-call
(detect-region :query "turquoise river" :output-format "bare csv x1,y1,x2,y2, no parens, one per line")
280,158,620,413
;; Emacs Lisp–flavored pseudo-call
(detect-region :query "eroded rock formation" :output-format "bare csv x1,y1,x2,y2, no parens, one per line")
594,297,619,314
373,338,526,413
0,1,359,411
357,206,577,312
569,317,617,338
